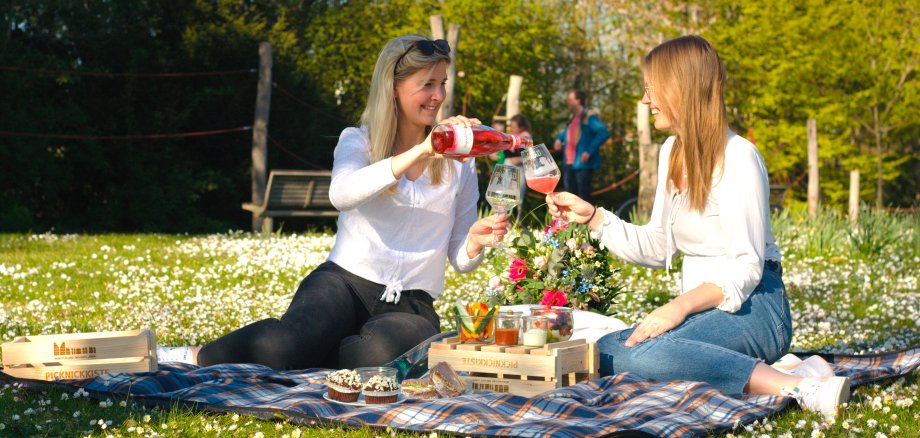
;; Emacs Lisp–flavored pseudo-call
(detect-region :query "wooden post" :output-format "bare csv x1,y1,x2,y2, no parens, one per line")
506,75,523,121
637,101,658,221
429,15,445,39
251,42,272,233
440,24,460,119
849,170,860,222
807,118,818,218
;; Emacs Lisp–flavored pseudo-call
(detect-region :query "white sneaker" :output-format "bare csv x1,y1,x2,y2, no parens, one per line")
771,353,803,373
156,346,197,364
784,376,851,418
772,354,836,378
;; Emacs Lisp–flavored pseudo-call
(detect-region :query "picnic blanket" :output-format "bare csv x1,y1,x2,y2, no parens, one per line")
6,343,919,438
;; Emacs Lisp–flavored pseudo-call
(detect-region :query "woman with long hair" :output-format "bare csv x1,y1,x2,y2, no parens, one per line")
194,34,508,370
546,35,849,418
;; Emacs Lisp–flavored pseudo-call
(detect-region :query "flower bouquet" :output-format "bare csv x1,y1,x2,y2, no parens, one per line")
485,219,624,316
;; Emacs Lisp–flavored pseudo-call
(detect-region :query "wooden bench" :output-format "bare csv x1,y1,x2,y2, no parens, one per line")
242,170,338,231
769,184,787,213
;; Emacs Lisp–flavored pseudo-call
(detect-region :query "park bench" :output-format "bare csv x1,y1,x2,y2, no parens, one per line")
241,170,339,227
769,184,787,213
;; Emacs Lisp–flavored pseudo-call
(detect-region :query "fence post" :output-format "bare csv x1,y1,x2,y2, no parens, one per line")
849,170,860,222
807,118,819,218
637,101,658,221
251,42,272,233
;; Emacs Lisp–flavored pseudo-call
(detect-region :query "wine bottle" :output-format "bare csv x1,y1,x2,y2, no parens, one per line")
431,124,533,158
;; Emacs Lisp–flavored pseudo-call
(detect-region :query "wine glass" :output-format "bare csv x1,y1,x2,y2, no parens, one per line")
485,164,522,248
522,143,565,223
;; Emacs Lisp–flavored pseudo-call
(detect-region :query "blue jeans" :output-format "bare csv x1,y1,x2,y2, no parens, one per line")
563,165,594,203
597,261,792,395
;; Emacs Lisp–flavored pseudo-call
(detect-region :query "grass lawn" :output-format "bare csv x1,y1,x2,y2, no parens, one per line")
0,210,917,436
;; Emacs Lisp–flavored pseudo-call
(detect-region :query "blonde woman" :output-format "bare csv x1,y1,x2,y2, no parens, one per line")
546,36,850,418
197,35,508,370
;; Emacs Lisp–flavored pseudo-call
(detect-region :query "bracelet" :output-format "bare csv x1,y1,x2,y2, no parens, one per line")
586,206,598,224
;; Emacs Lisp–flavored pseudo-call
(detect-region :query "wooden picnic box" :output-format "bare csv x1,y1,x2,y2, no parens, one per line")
429,337,598,397
1,329,158,381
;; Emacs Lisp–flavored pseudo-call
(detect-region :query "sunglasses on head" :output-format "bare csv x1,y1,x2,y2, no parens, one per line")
394,39,450,72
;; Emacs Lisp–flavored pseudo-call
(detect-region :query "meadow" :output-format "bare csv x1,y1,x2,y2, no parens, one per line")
0,208,917,437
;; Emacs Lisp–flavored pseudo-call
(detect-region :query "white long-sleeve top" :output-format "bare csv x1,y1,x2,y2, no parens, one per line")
327,127,484,299
595,132,781,312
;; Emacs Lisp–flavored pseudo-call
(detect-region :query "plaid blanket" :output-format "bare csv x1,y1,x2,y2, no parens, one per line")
11,344,920,438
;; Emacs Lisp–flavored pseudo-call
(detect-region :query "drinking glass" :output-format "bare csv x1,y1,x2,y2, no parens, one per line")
485,164,522,248
522,143,565,223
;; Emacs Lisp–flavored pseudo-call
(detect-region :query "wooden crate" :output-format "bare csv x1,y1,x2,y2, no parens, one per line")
1,329,158,381
428,337,598,397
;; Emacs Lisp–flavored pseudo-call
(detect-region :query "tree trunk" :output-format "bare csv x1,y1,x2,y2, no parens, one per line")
251,42,272,233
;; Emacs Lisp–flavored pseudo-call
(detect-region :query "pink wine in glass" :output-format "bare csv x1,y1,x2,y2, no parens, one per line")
431,124,533,158
527,176,560,194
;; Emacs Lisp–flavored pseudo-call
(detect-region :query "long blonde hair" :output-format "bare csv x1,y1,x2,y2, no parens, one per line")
643,35,729,212
360,34,452,186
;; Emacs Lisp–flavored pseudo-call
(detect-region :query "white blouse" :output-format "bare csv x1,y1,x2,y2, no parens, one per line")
596,132,781,312
327,127,483,301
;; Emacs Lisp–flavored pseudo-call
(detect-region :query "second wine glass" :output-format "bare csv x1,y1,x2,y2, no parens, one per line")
522,143,566,224
485,164,522,248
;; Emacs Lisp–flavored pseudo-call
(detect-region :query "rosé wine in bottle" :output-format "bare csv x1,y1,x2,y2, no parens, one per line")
431,124,533,158
527,176,560,195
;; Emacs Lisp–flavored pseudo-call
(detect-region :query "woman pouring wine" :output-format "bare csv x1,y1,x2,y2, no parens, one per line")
193,34,510,370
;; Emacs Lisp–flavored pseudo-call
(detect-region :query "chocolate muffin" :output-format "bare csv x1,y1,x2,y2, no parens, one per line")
325,369,362,403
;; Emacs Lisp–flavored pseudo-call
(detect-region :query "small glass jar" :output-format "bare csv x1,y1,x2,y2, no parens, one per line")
456,313,495,344
522,315,548,347
354,366,398,383
529,306,574,343
493,313,522,346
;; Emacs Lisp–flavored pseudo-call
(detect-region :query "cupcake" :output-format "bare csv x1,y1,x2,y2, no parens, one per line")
325,369,362,403
362,374,400,404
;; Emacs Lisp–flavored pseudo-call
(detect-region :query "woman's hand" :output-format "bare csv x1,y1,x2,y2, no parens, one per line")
625,302,688,347
466,213,510,257
546,192,594,224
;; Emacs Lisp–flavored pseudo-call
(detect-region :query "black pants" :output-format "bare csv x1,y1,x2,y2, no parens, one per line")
198,261,441,370
563,165,595,203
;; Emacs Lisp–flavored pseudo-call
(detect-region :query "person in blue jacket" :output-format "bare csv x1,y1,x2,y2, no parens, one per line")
553,89,609,203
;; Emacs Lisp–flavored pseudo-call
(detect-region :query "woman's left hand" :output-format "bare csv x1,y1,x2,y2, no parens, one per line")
466,213,510,256
625,302,687,347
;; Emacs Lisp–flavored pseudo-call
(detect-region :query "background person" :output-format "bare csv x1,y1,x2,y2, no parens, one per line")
552,89,609,203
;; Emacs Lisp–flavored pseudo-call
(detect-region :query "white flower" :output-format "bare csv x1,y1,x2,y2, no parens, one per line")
533,256,547,270
867,418,878,428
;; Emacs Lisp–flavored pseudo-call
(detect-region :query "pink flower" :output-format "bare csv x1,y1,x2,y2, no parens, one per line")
541,289,568,307
544,219,570,235
508,259,528,282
